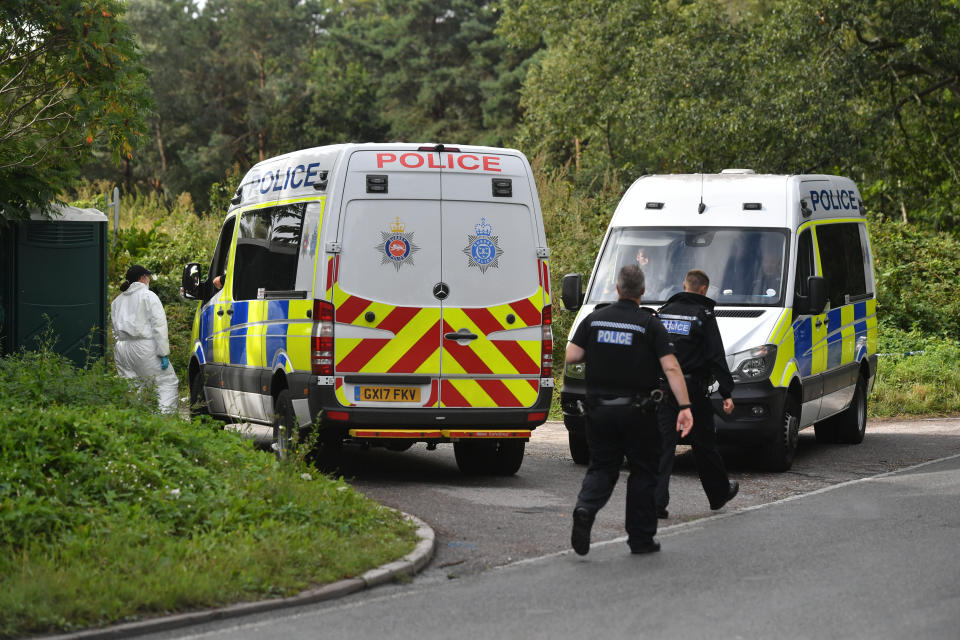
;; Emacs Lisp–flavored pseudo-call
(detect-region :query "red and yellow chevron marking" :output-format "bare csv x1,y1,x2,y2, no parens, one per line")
440,378,540,408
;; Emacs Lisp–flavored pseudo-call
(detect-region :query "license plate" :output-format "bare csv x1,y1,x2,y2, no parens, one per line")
354,386,421,402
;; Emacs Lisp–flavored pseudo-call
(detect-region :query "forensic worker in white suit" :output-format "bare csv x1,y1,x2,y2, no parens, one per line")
111,264,179,414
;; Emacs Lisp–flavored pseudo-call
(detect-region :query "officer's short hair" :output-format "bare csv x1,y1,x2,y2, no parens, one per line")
685,269,710,291
617,264,646,298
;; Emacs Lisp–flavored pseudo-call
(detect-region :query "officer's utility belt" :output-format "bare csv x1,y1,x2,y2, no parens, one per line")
588,389,664,412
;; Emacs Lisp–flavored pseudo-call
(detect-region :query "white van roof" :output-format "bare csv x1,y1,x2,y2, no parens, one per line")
611,172,862,230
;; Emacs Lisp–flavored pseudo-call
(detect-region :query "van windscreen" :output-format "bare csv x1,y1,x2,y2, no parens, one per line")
587,227,789,306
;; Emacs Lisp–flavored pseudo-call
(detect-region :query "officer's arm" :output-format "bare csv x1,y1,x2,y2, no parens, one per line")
660,353,694,437
704,315,735,399
566,342,586,364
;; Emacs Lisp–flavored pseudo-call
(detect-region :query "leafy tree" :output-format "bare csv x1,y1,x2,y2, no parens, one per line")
0,0,150,222
500,0,960,232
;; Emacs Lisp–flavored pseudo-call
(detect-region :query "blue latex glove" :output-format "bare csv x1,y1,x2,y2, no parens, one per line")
160,356,170,370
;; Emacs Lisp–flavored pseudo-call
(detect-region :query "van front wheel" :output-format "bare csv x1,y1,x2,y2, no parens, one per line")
272,389,297,461
568,431,589,465
761,395,799,471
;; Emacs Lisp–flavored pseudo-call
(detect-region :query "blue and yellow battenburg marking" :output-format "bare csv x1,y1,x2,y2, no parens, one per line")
767,298,877,387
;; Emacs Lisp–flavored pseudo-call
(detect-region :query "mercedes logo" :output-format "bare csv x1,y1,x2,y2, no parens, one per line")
433,282,450,300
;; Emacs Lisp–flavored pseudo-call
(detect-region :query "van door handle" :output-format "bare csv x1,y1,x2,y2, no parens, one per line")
217,308,224,316
226,308,233,316
445,329,478,341
815,317,824,328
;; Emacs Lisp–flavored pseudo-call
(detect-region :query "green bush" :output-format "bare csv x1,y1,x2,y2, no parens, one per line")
871,328,960,417
0,349,416,636
869,214,960,337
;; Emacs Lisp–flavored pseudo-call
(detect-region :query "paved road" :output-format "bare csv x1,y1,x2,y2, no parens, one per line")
337,416,960,580
145,448,960,640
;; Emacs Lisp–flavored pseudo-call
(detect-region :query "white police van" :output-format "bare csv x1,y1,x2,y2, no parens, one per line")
182,143,554,475
560,170,878,471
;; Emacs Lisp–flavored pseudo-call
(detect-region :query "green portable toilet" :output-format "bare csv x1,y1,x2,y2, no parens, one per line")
0,205,108,367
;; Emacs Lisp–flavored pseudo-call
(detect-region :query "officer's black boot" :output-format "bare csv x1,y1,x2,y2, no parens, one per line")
571,507,594,556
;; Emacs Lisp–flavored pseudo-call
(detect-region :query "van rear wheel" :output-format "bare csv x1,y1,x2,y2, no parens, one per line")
835,377,867,444
454,439,525,476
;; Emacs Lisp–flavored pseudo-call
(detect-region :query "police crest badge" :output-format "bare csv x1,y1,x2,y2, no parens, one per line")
463,217,504,273
376,216,420,271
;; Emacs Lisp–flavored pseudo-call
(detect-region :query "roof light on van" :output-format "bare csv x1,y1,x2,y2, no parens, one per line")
720,168,756,174
645,202,664,210
742,202,762,210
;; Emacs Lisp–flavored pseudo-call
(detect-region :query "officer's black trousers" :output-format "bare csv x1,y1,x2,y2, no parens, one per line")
576,404,661,544
655,392,730,510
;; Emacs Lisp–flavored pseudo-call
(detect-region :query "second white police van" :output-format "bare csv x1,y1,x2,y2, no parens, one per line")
181,143,553,475
560,170,878,471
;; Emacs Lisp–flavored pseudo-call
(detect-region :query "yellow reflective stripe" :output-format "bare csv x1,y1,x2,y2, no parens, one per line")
768,310,794,388
285,300,313,371
866,299,878,355
232,196,323,215
840,304,856,365
243,301,268,367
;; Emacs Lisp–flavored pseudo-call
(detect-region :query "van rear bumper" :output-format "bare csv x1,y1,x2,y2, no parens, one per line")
561,376,788,445
309,381,552,431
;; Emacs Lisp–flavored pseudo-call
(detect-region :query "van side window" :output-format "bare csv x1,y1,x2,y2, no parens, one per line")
206,216,236,301
794,228,814,298
233,204,306,301
815,222,868,308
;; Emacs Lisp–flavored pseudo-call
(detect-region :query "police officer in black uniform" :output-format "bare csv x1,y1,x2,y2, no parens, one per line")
566,265,694,555
655,269,739,517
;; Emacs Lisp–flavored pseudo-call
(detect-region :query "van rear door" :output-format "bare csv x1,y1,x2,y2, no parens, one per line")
437,151,546,408
333,151,444,406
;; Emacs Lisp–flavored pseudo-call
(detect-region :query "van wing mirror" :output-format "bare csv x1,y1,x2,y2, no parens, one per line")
796,276,827,315
561,273,584,311
807,276,827,314
181,262,203,300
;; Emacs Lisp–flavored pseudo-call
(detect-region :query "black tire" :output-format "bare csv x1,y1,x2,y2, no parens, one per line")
835,377,867,444
761,394,799,471
454,439,526,475
272,389,297,461
814,418,839,444
490,439,525,476
568,430,589,465
189,373,208,419
453,440,488,475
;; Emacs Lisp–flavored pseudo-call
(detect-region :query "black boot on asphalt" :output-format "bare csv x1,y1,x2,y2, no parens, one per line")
571,507,593,556
629,539,661,554
710,480,740,511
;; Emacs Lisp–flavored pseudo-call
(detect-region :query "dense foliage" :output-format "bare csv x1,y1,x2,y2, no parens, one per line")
0,0,150,222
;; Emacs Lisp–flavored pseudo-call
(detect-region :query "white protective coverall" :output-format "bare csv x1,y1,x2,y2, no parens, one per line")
111,281,179,414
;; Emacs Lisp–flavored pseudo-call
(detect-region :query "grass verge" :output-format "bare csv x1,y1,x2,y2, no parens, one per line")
0,349,416,637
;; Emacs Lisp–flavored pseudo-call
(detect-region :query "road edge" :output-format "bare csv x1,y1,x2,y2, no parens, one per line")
45,512,436,640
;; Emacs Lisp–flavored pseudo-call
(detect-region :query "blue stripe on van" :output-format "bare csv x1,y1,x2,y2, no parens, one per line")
854,300,866,321
266,299,289,367
200,305,214,363
793,317,813,377
230,301,248,365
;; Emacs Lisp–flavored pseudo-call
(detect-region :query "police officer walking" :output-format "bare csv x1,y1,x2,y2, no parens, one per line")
655,269,738,517
566,265,694,556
